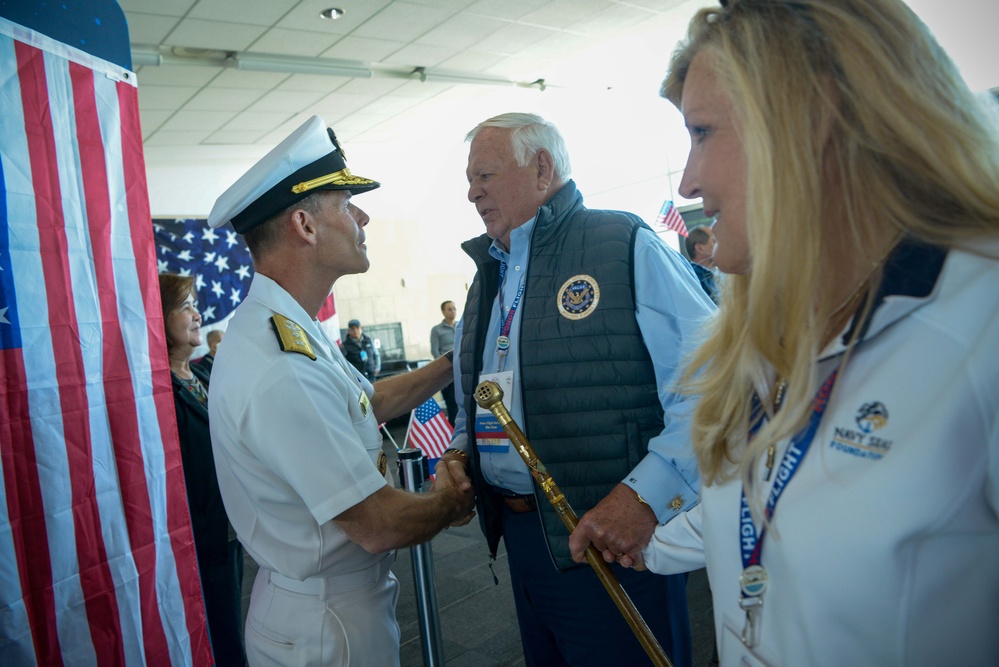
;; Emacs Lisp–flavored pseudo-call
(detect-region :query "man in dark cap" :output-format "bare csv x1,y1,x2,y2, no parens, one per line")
341,318,380,381
206,115,474,666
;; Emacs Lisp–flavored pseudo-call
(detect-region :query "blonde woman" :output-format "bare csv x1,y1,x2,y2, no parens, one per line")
621,1,999,665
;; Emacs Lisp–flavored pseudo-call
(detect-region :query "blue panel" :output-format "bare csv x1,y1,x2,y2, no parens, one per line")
0,0,131,69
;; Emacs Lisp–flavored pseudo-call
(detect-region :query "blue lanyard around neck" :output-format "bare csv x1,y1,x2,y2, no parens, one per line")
495,261,526,369
739,368,839,577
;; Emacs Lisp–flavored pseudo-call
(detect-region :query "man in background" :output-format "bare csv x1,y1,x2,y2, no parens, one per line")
684,225,719,303
342,318,380,381
430,300,458,424
193,329,223,374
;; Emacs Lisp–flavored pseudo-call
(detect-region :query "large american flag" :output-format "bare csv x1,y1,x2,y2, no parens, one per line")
654,199,688,237
406,397,452,468
154,218,253,326
153,217,342,346
0,21,211,666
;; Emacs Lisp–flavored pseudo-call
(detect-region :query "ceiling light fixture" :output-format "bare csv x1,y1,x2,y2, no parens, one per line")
229,52,372,78
320,8,344,20
129,45,549,92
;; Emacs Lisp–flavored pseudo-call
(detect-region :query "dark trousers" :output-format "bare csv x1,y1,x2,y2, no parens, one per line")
503,506,692,667
200,539,247,666
441,382,458,425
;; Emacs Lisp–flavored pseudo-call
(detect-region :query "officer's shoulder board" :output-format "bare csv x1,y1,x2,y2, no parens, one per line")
270,313,316,360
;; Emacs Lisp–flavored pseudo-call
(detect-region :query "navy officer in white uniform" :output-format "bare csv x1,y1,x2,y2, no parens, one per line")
206,116,475,666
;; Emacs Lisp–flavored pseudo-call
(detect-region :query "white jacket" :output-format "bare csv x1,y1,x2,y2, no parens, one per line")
644,241,999,666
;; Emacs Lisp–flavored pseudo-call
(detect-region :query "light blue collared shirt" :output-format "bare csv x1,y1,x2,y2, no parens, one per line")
451,221,716,523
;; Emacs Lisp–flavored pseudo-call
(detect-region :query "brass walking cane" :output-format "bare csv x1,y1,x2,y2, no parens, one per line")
474,380,673,667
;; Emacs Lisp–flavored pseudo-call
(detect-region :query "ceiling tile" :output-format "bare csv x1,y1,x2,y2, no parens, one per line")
569,5,657,36
204,129,271,145
167,18,266,51
247,27,342,57
311,92,380,123
246,90,327,113
321,36,406,63
382,43,461,69
274,73,354,93
210,68,290,89
160,110,237,133
276,0,393,35
336,77,409,97
221,112,296,132
135,64,219,87
137,85,201,110
474,22,560,56
119,0,197,18
435,49,507,73
415,13,508,51
388,79,455,99
183,87,265,112
352,2,459,42
359,94,424,117
187,0,292,26
126,12,181,44
462,0,550,21
144,130,215,146
138,110,172,136
519,0,615,31
406,0,478,10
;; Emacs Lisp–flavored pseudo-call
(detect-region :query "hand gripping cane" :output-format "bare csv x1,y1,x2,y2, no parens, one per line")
474,381,673,667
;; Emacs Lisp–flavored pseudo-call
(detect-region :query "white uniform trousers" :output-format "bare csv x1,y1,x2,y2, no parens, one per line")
245,555,400,667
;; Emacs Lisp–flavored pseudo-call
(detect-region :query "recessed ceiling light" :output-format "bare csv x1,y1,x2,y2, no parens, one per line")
320,8,344,20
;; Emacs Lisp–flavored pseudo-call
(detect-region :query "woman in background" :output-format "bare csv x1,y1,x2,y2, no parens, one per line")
635,1,999,665
160,273,246,666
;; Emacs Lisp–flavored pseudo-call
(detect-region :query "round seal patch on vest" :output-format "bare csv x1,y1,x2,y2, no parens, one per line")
557,274,600,320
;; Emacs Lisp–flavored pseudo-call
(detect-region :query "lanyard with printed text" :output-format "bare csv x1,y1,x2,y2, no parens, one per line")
737,368,839,648
495,261,525,372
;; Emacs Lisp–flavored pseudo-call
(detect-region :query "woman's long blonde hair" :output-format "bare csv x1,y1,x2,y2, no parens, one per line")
663,0,999,487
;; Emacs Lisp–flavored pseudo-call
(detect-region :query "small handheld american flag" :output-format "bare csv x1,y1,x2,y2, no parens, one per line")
406,397,453,471
654,199,688,237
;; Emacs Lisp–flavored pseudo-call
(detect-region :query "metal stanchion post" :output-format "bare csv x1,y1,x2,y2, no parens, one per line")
397,448,446,667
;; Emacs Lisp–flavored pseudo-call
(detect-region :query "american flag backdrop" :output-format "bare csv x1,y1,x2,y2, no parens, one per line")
153,218,253,326
406,397,453,470
654,199,688,237
0,21,211,666
153,217,342,346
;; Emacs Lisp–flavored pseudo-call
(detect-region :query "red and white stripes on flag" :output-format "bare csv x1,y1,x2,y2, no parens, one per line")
654,199,688,237
317,291,342,346
406,397,452,466
0,22,211,666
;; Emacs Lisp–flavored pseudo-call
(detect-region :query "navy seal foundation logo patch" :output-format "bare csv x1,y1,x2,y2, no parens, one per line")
557,274,600,320
830,401,893,460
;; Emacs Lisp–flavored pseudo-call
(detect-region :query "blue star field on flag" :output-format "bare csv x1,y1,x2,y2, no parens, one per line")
153,218,253,325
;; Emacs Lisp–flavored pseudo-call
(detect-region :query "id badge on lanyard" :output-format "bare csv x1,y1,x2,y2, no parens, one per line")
474,370,513,453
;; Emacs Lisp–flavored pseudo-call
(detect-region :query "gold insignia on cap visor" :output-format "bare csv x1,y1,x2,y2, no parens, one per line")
208,115,379,235
291,168,376,194
557,274,600,320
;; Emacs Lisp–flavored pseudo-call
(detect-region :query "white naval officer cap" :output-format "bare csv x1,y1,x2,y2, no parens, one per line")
207,115,380,234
